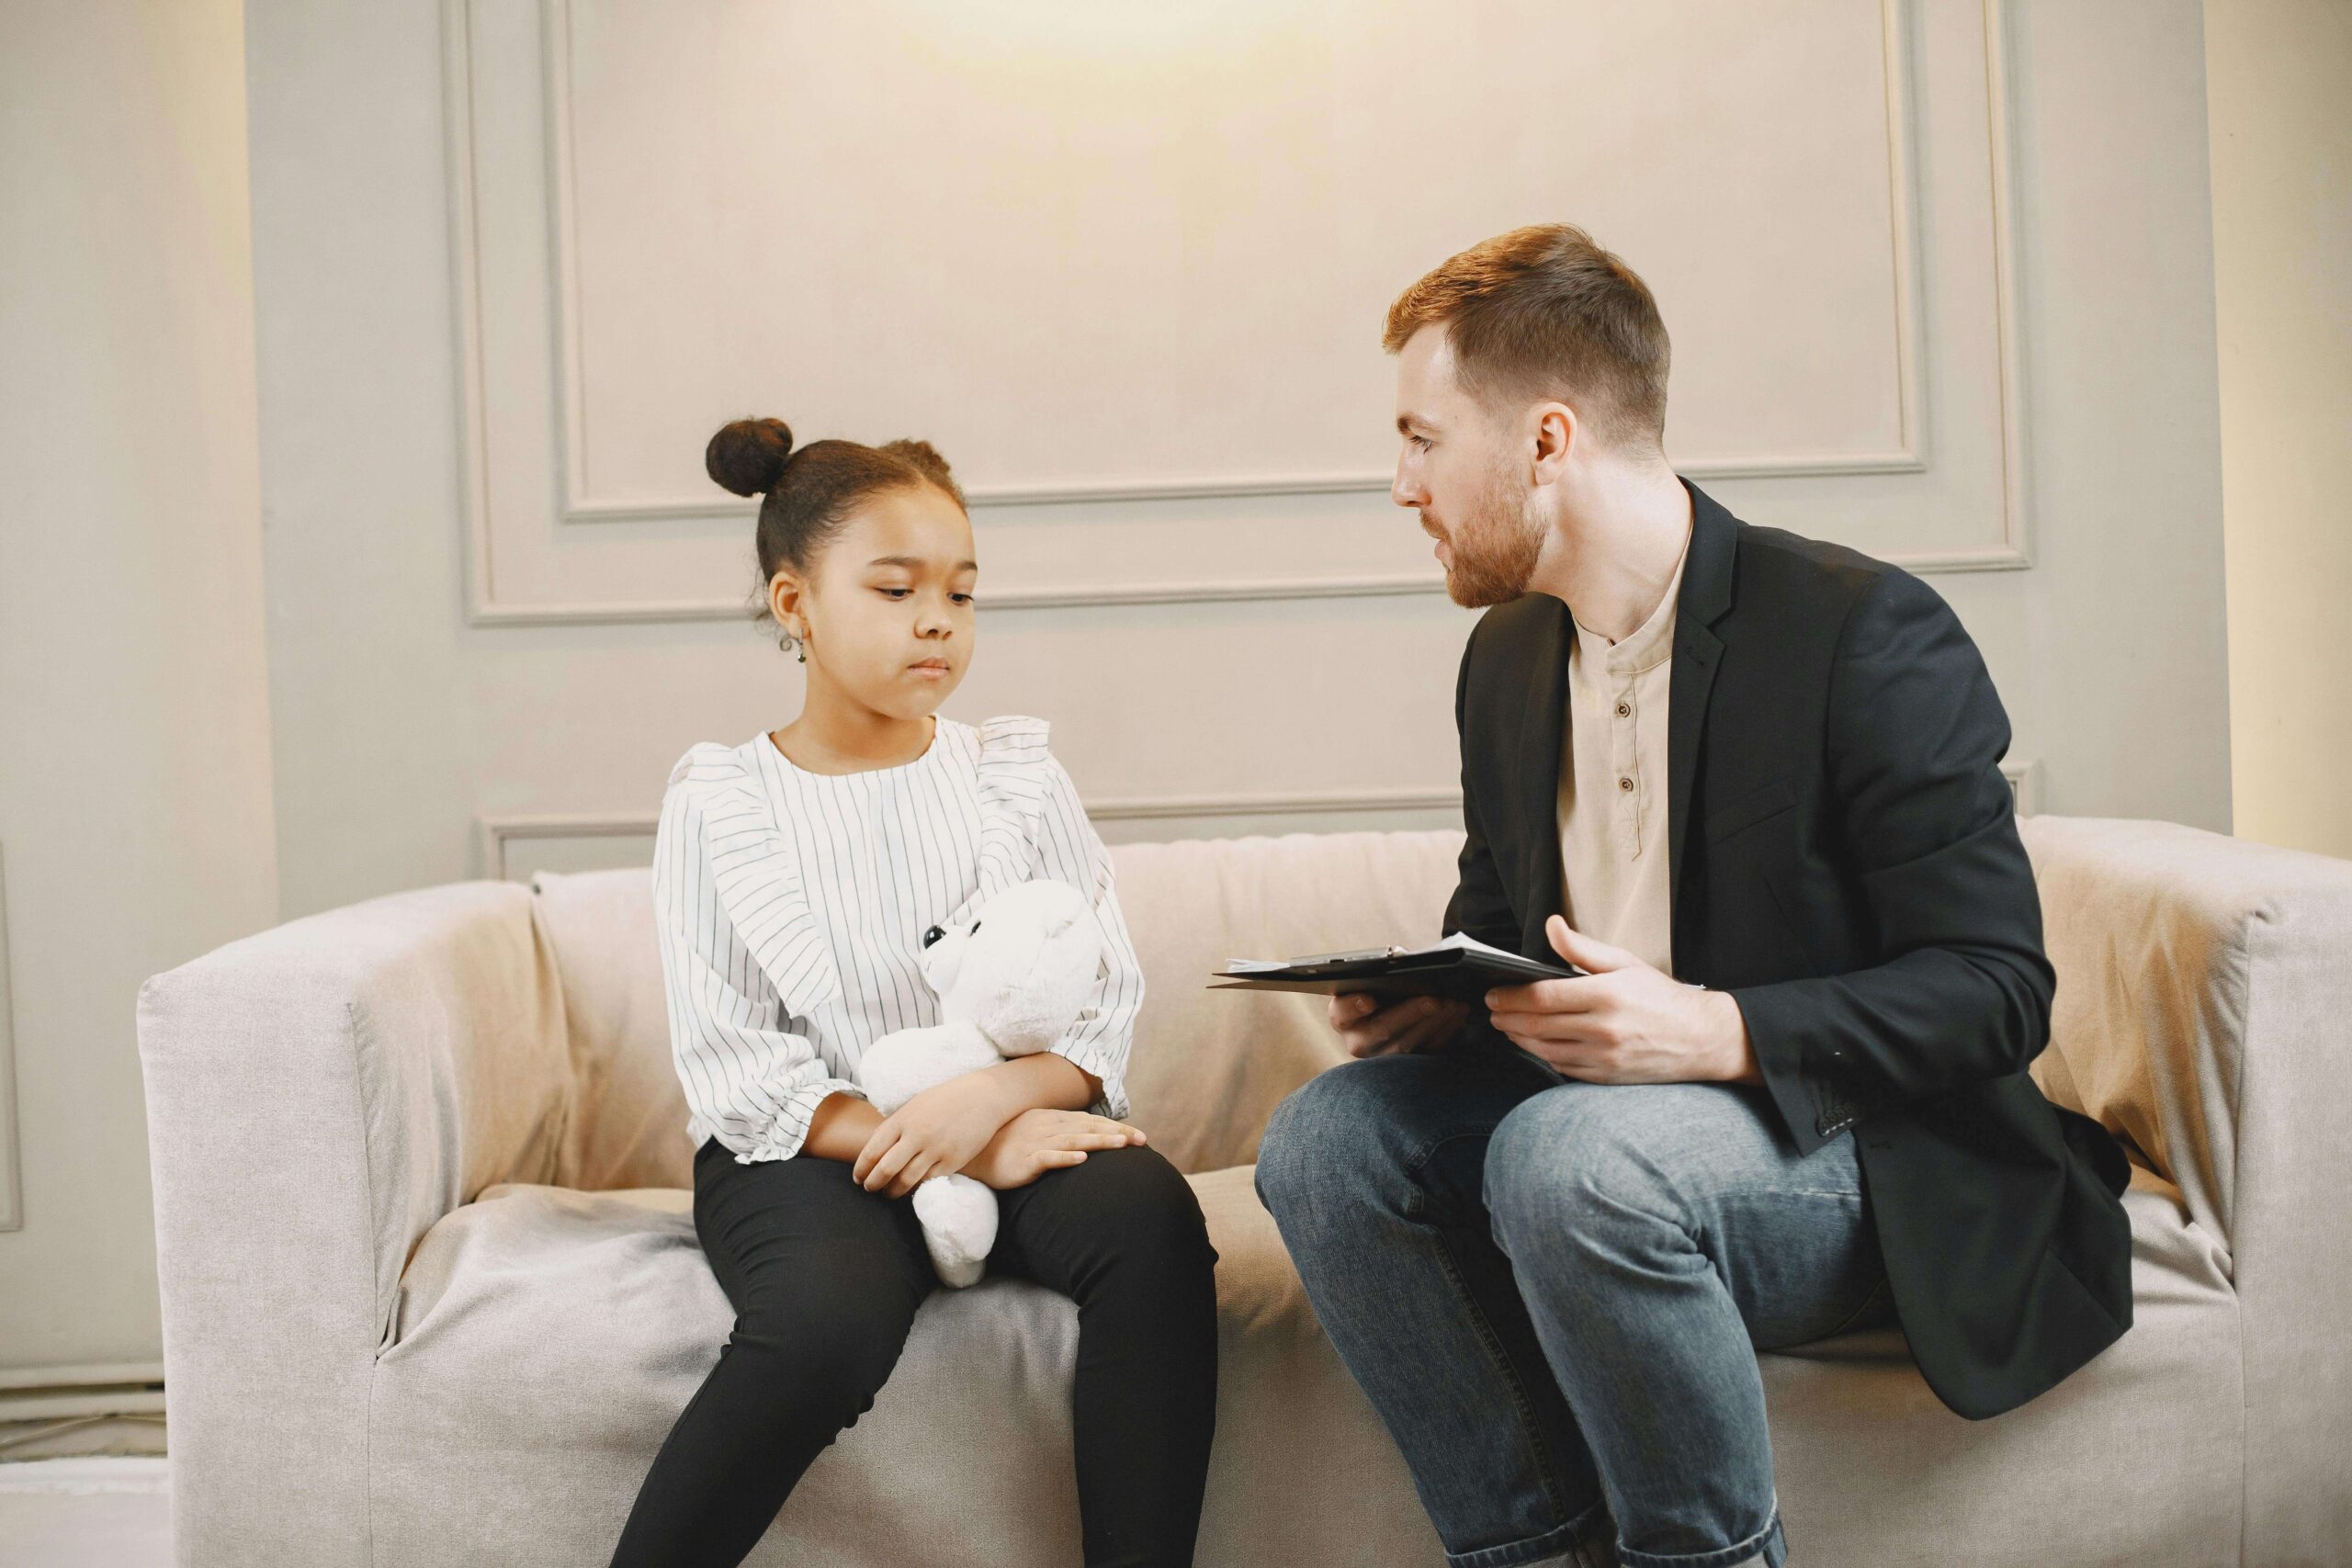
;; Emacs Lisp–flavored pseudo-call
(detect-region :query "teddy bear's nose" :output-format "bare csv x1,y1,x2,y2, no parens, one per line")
922,924,945,949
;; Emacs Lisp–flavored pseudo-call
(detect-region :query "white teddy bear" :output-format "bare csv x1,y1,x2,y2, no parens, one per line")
856,878,1105,1288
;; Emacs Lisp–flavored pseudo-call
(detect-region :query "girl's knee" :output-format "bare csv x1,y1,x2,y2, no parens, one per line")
1048,1145,1219,1281
729,1290,911,1426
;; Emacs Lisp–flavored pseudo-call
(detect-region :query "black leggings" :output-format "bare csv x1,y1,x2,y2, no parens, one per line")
608,1136,1220,1568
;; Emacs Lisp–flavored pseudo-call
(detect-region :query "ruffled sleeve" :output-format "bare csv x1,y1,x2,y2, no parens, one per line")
651,742,854,1161
968,716,1145,1121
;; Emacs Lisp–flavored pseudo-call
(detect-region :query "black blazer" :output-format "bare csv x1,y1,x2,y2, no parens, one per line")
1445,479,2133,1420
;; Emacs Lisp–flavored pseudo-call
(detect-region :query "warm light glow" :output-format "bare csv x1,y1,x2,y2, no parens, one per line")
894,0,1314,63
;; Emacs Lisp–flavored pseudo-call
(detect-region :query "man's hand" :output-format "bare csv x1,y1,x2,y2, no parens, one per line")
1484,915,1762,1085
854,1074,1018,1198
962,1108,1146,1190
1330,992,1473,1058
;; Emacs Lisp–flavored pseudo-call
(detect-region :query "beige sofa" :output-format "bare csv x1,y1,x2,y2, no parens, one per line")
137,818,2352,1567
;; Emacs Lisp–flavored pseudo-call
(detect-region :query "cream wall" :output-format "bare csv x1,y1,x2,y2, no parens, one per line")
0,0,279,1379
2207,0,2352,861
249,0,2233,921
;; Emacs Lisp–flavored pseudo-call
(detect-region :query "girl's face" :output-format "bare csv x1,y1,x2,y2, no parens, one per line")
774,483,978,721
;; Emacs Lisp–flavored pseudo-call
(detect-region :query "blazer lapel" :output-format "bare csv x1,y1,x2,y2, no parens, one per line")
1667,480,1740,909
1512,596,1571,959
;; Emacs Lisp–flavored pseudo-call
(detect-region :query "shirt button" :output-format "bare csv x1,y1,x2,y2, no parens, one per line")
1618,776,1634,793
1615,702,1631,718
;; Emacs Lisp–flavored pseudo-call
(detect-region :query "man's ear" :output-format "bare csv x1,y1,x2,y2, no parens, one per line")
1530,402,1577,486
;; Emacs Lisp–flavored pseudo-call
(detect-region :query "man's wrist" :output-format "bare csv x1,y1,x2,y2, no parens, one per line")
1708,991,1763,1085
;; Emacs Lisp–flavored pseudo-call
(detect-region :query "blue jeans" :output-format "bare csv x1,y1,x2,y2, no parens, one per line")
1254,1040,1894,1568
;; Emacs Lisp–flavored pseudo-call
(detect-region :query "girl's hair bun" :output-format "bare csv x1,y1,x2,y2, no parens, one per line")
705,417,796,498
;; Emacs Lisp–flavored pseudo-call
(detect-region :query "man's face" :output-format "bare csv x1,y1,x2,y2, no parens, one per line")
1391,324,1544,608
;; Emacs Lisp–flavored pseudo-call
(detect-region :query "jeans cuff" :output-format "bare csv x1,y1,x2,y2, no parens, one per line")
1612,1502,1785,1568
1443,1496,1618,1568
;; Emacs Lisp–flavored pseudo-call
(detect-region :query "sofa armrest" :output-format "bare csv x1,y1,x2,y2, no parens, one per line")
2021,816,2352,1249
2021,815,2352,1560
136,879,571,1564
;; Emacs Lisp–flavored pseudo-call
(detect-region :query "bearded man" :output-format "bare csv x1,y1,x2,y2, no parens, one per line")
1253,225,2132,1568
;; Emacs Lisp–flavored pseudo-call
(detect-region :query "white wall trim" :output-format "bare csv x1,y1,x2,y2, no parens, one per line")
537,0,1930,523
464,570,1456,626
479,784,1467,879
0,843,21,1233
478,760,2037,879
2004,755,2043,818
446,0,501,632
446,0,2029,625
0,1361,166,1421
0,1362,165,1394
1980,0,2032,576
478,810,652,880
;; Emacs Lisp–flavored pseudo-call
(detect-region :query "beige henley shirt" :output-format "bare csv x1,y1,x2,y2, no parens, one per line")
1556,534,1691,977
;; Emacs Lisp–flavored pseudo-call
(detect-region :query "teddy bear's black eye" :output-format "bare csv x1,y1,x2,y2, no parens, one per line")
922,924,945,948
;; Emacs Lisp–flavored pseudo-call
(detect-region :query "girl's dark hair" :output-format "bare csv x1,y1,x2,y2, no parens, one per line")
705,417,967,624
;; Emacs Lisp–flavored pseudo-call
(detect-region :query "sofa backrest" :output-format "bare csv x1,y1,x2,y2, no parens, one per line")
528,829,1466,1187
534,818,2347,1217
1103,829,1466,1172
527,865,690,1190
2017,815,2352,1253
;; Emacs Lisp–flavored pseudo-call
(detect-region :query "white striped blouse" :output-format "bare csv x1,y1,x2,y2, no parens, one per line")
651,714,1145,1164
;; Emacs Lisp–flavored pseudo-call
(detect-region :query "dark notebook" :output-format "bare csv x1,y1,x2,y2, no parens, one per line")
1207,931,1582,1002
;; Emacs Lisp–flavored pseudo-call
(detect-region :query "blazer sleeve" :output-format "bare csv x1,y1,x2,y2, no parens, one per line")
1442,615,1522,953
1728,569,2056,1156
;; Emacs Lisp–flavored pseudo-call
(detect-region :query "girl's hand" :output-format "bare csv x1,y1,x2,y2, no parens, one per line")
854,1075,1018,1198
962,1109,1146,1191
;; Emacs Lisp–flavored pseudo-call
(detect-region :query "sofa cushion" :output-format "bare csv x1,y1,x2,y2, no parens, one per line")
373,1166,1440,1568
530,868,695,1190
1764,1161,2241,1563
374,1145,2237,1568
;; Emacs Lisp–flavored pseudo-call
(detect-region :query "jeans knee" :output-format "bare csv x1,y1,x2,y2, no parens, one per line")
1254,1084,1317,1213
1486,1087,1684,1250
1255,1060,1412,1220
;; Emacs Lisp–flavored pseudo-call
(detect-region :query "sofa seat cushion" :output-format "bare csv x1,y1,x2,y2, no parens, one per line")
1757,1161,2243,1564
371,1165,1437,1568
375,1152,2235,1568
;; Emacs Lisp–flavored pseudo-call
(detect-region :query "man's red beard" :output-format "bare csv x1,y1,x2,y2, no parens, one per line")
1429,465,1544,608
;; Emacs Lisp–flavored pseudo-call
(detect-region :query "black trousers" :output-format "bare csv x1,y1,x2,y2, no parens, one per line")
609,1136,1220,1568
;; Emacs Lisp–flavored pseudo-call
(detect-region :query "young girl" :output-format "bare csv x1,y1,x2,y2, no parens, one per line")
607,420,1219,1568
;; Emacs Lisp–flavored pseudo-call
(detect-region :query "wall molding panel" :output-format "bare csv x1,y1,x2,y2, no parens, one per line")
540,0,1932,520
480,784,1468,879
479,761,2037,881
444,0,2031,627
0,844,20,1233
